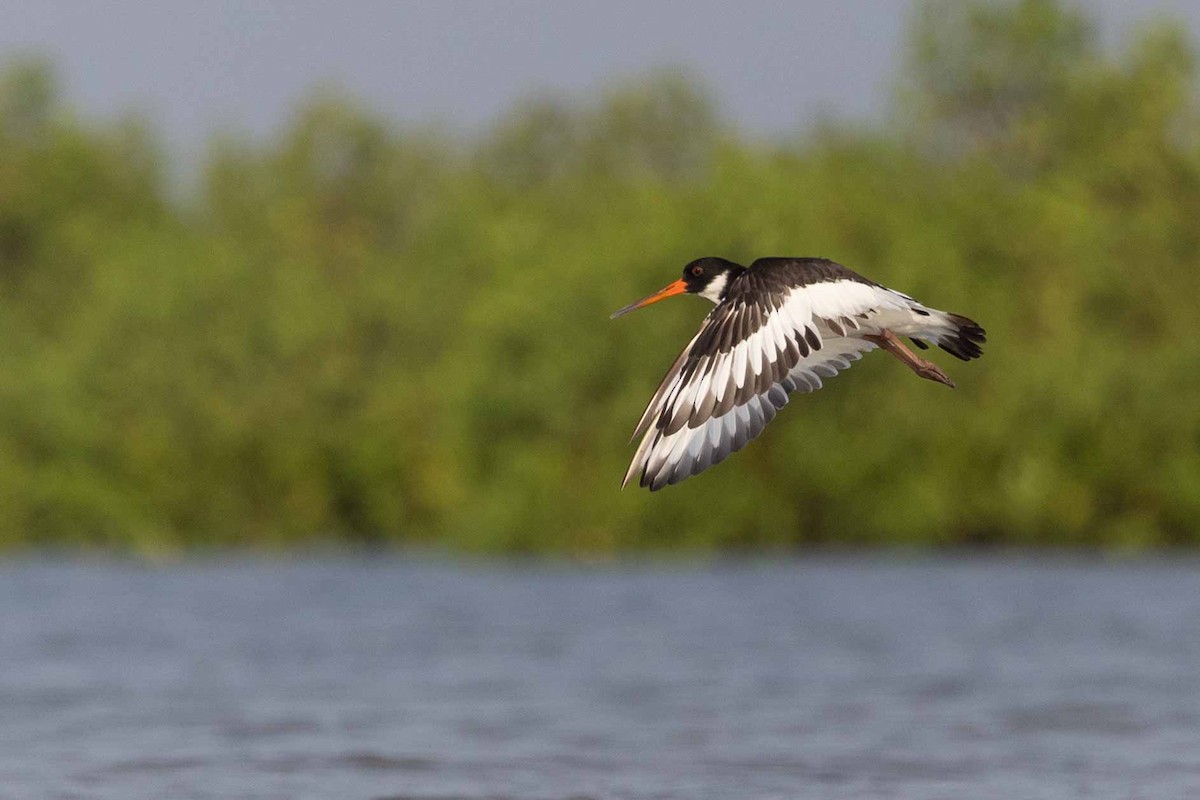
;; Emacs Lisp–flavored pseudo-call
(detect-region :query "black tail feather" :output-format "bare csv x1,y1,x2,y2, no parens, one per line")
937,314,986,361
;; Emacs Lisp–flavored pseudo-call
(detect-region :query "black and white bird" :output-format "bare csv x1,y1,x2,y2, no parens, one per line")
611,257,986,491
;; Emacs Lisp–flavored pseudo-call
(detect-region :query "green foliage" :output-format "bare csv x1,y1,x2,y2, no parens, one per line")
0,1,1198,554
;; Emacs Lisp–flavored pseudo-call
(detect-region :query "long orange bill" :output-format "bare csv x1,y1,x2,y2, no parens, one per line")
609,278,688,319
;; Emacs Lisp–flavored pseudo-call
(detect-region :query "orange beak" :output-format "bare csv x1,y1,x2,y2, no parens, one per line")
610,278,688,319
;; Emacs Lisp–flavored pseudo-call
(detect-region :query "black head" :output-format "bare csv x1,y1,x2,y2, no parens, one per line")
611,257,744,319
680,257,743,299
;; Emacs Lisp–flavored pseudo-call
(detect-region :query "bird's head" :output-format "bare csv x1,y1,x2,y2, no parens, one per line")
610,257,743,319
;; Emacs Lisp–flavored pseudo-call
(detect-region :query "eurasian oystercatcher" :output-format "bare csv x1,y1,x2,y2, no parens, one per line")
611,257,986,490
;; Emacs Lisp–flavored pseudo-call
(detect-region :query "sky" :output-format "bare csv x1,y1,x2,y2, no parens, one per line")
1,0,1197,162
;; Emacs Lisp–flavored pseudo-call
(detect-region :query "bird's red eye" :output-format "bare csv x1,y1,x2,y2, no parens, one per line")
691,266,703,276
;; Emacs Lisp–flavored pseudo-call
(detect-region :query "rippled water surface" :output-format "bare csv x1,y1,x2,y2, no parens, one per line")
3,558,1200,799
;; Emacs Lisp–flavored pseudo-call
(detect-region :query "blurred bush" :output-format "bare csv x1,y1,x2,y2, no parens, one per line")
0,0,1197,554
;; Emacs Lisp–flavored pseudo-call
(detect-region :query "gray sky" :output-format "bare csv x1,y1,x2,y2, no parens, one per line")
2,0,1197,160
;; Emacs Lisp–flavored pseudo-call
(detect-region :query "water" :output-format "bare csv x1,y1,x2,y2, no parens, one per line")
2,558,1200,799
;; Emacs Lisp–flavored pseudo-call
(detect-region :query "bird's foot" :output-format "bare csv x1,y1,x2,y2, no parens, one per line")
866,331,957,388
915,360,956,388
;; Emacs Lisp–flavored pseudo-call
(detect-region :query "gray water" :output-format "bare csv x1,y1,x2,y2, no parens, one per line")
2,559,1200,800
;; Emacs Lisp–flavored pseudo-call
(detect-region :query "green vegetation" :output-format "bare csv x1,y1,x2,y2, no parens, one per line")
1,0,1198,555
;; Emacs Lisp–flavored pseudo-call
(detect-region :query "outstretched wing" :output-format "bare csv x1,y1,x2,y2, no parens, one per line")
623,259,916,490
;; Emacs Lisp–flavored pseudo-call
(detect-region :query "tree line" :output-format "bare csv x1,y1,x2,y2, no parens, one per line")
0,0,1197,554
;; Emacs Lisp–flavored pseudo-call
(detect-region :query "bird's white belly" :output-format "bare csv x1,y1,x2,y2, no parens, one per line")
817,307,940,339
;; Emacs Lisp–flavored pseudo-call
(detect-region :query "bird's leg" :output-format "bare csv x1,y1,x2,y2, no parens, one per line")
864,331,956,388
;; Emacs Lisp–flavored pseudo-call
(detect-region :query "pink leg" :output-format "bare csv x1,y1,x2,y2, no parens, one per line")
865,331,956,388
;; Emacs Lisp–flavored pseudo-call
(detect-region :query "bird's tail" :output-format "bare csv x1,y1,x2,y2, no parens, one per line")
926,312,986,361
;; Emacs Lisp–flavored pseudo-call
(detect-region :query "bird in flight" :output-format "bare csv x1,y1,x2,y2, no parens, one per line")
611,257,985,490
